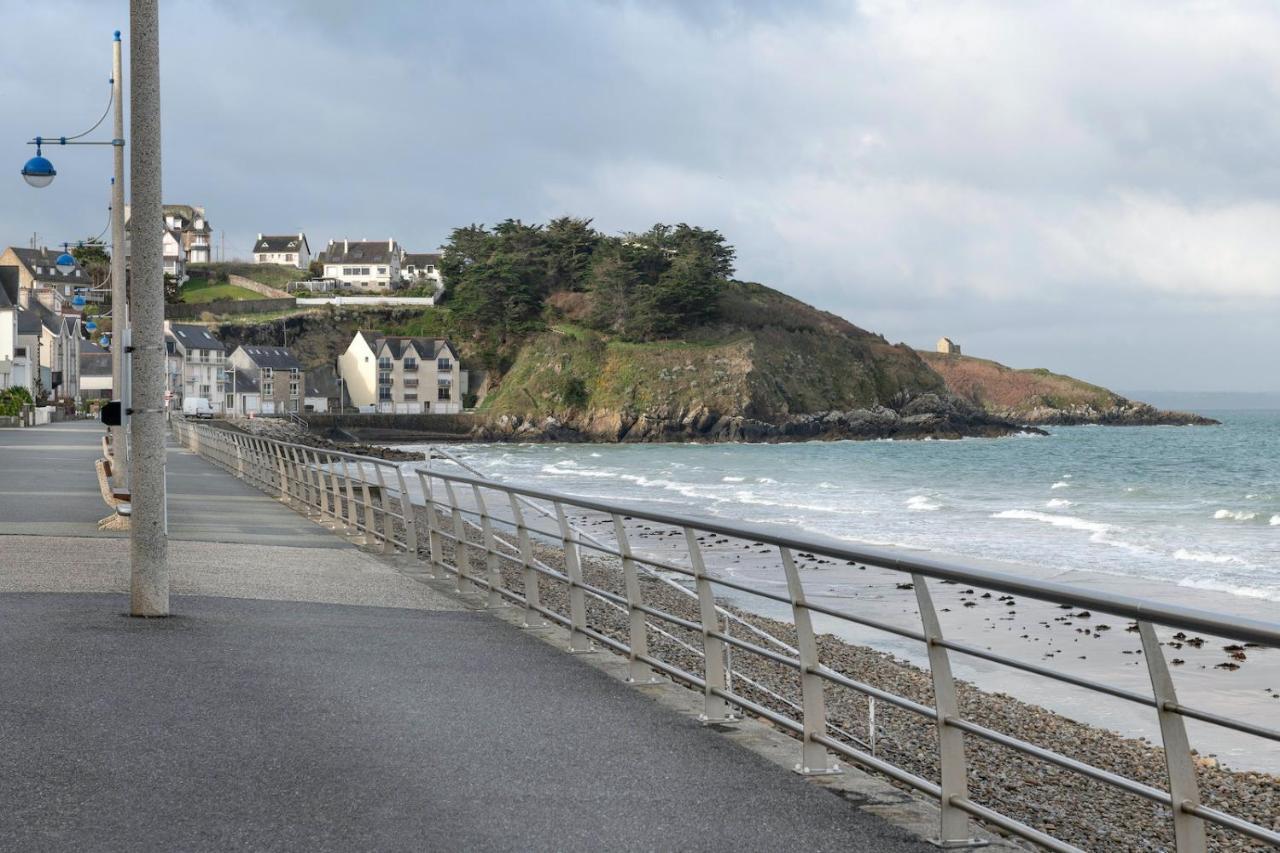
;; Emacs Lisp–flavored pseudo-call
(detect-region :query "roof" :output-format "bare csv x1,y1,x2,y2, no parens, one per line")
0,266,16,308
322,239,398,265
254,234,309,254
167,323,223,351
230,368,260,394
375,335,452,361
306,364,342,398
15,307,42,336
6,246,88,282
235,345,302,371
80,340,112,377
402,253,442,269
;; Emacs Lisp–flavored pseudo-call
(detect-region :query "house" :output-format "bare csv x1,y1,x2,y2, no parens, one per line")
227,345,304,415
18,301,81,400
252,233,311,270
401,252,443,289
163,204,213,264
0,267,32,391
304,364,342,413
337,331,464,414
0,246,92,311
162,228,187,282
936,337,962,355
164,321,226,412
79,339,113,399
225,367,260,417
318,239,401,291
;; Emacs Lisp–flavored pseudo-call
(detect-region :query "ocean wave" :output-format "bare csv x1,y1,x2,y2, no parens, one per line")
1173,548,1245,565
722,476,746,482
906,495,941,511
1176,576,1279,601
757,477,778,484
817,482,837,489
1051,481,1070,490
540,463,617,479
732,491,846,514
992,509,1109,534
1272,514,1280,526
1046,498,1073,509
1212,509,1257,521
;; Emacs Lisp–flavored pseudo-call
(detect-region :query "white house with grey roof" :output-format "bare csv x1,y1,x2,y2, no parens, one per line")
319,239,401,291
0,246,93,310
253,233,311,270
164,321,226,412
227,345,305,415
337,330,464,413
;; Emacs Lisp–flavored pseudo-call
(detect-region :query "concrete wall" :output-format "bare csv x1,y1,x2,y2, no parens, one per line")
228,274,292,300
306,412,482,436
164,297,296,319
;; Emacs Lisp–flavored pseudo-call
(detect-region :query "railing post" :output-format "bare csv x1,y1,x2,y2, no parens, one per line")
395,465,418,556
442,480,475,594
472,485,505,608
234,434,246,479
912,573,982,848
418,471,444,579
273,441,289,500
508,493,549,628
780,546,841,775
370,463,393,553
554,502,592,653
1138,621,1207,852
684,527,739,724
357,461,379,548
611,512,661,684
340,457,360,536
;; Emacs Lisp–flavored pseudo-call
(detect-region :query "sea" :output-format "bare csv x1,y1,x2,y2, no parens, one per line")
432,410,1279,604
399,410,1280,769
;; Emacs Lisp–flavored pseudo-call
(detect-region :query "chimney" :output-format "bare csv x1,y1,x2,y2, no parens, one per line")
343,239,349,253
388,238,394,252
257,233,262,241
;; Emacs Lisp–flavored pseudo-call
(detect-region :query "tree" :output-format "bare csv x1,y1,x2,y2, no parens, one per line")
164,273,181,304
544,217,600,292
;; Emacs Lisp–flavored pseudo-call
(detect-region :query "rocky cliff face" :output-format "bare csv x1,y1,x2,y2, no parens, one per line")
918,351,1217,426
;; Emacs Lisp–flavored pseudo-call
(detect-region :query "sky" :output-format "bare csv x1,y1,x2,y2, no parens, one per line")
3,0,1277,392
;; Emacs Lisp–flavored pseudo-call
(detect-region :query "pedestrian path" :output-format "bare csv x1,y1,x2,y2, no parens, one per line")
0,422,936,852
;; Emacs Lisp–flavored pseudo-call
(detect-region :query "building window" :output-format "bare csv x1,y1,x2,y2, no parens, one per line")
200,384,211,396
263,383,273,395
378,387,392,402
377,266,387,275
404,393,417,402
285,254,294,262
289,383,299,397
437,387,451,401
403,358,417,371
262,367,273,378
377,357,392,371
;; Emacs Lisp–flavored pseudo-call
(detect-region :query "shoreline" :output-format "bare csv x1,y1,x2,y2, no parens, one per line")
401,497,1279,851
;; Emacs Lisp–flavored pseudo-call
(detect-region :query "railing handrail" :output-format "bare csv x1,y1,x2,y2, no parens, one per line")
410,468,1280,648
170,418,1280,851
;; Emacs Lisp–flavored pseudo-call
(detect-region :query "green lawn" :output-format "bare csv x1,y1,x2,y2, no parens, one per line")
180,276,261,304
189,262,309,290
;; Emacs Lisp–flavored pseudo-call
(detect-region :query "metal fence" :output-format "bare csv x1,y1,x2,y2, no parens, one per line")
171,419,1280,852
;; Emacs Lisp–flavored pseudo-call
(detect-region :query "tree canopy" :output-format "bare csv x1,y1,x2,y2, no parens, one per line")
440,218,735,343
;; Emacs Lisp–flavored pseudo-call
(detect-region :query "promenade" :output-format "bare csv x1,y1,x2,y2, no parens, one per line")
0,423,935,852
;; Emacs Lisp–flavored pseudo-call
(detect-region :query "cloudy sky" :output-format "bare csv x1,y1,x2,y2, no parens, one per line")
4,0,1277,392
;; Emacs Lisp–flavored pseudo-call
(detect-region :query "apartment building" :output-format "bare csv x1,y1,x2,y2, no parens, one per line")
337,331,463,414
164,322,226,412
227,345,304,415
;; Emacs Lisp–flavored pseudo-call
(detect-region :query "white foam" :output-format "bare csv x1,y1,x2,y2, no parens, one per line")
1176,576,1279,601
722,476,745,482
906,495,940,511
817,481,837,489
756,477,778,484
992,510,1110,534
1051,481,1070,490
1272,514,1280,526
540,463,616,478
1046,498,1073,509
1173,548,1245,565
1212,509,1257,521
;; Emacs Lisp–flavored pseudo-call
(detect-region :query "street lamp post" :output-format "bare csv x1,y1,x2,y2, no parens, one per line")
129,0,168,617
20,19,168,616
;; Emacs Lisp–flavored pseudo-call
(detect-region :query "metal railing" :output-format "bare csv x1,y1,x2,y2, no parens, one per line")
171,419,1280,852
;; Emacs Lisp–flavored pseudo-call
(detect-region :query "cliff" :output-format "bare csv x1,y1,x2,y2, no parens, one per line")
473,283,1035,442
917,351,1217,426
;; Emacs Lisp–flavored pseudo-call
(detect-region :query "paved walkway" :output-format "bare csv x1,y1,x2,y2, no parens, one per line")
0,423,934,852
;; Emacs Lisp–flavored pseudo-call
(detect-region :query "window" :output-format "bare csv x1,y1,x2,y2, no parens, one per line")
262,367,273,379
378,387,392,402
377,266,387,275
289,383,299,398
437,376,452,387
377,357,392,371
437,358,451,370
403,378,418,388
403,358,417,371
362,267,371,276
285,254,294,262
437,387,451,401
200,384,211,396
263,382,273,395
343,267,352,276
404,393,417,402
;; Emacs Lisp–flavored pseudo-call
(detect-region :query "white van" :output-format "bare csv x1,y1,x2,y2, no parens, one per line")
183,397,215,419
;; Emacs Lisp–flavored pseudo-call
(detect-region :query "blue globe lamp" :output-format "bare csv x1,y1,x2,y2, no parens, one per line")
71,294,87,308
99,334,110,347
85,320,97,332
57,251,76,274
21,141,56,188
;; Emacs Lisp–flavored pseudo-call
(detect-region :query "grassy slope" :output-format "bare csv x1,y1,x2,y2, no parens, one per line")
189,262,309,291
180,276,261,304
917,350,1122,414
481,282,946,421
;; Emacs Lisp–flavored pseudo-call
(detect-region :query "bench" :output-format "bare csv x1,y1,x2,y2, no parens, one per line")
95,458,131,531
